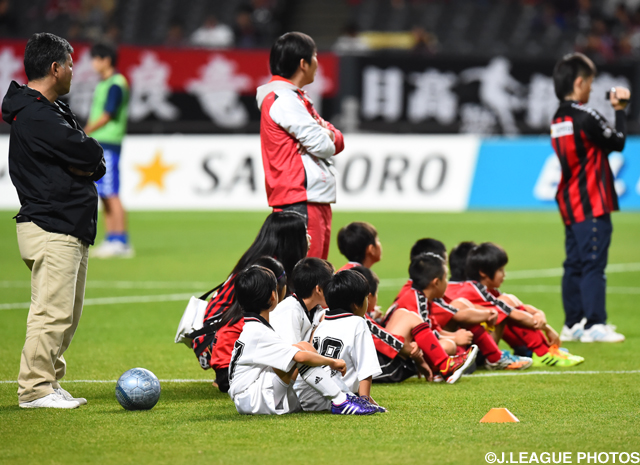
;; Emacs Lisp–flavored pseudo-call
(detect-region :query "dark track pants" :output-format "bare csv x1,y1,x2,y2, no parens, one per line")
562,214,612,329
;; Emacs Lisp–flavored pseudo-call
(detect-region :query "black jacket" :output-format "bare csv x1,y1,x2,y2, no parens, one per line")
2,81,106,244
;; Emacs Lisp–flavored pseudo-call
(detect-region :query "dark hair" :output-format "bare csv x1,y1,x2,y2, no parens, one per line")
231,211,307,290
553,52,596,100
90,42,118,67
234,265,277,314
466,242,508,282
216,257,286,330
254,256,287,295
337,222,378,264
291,257,334,299
449,241,477,281
269,32,316,79
409,252,446,291
410,238,446,261
24,33,73,81
324,270,370,313
352,265,379,295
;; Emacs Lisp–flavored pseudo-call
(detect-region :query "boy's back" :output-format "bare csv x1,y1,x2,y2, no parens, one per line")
270,294,323,344
312,309,381,394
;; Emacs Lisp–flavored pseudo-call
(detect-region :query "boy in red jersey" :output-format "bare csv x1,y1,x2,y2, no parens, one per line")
551,53,627,343
257,32,344,259
384,253,478,384
336,222,382,272
450,242,584,367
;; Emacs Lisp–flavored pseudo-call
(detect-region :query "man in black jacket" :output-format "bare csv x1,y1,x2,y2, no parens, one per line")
2,33,106,408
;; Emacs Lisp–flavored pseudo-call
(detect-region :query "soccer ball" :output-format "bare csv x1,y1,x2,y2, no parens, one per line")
115,368,161,410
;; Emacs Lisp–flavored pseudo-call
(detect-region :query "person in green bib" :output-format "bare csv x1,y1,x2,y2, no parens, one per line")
85,43,133,258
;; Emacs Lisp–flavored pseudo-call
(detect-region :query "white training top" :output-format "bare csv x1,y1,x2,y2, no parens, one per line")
228,314,300,399
312,309,382,393
270,294,325,344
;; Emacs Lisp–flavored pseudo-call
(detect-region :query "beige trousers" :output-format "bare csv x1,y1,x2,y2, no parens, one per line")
16,222,89,402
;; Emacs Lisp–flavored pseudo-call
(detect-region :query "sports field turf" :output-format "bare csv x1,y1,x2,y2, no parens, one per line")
1,210,639,465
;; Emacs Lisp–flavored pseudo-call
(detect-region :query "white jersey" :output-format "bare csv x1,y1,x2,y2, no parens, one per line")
312,309,382,393
270,294,324,344
228,314,302,415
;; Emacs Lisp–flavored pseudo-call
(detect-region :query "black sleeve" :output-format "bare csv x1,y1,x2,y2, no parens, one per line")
89,157,107,181
27,105,105,172
583,108,627,153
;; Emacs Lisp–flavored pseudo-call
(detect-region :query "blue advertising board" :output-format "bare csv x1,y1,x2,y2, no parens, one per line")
469,137,640,211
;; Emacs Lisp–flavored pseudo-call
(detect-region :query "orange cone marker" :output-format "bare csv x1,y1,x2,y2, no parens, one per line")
480,408,519,423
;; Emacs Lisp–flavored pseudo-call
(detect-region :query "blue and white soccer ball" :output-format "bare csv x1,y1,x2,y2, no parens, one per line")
115,368,161,410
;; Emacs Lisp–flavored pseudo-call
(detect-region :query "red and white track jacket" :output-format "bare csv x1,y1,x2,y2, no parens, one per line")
256,76,345,206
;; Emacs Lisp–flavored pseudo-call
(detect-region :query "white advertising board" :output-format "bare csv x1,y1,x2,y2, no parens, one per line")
0,134,480,211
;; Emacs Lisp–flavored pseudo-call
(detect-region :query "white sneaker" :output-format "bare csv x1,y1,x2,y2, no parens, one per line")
580,324,625,343
580,317,616,332
90,240,135,259
19,392,80,409
560,321,585,342
55,387,87,405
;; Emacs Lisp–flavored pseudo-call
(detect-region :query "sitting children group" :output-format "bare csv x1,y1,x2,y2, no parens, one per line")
198,218,584,417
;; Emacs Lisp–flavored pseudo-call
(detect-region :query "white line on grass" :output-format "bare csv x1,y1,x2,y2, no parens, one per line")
2,262,640,292
0,293,195,311
0,370,639,384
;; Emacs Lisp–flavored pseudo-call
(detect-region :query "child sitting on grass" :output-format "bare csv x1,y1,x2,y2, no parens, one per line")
447,242,583,368
384,253,478,384
311,269,386,411
228,266,377,415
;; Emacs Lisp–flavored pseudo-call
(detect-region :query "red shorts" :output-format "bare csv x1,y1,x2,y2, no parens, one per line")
306,203,332,259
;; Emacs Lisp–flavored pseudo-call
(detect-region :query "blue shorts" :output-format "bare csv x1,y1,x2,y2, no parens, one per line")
96,143,121,198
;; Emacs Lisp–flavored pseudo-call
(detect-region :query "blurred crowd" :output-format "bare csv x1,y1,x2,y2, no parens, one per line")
1,0,640,62
0,0,284,49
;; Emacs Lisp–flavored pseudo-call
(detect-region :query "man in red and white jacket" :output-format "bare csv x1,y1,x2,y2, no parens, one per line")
257,32,345,259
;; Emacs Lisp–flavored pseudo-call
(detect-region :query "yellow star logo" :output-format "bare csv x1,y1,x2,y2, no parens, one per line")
135,151,176,191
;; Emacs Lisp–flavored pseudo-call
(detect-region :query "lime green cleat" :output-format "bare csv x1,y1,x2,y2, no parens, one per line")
532,345,583,367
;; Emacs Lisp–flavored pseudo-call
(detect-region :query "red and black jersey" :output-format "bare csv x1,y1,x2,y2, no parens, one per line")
365,314,405,359
550,101,626,225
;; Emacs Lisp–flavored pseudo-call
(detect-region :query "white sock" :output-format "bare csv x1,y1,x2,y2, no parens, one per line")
297,364,347,404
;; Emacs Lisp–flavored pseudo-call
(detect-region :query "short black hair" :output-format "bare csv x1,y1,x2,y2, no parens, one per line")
409,252,446,291
466,242,508,282
410,238,446,261
253,256,286,295
291,257,334,299
269,32,316,79
90,42,118,67
324,270,370,313
352,265,379,295
337,222,378,264
449,241,477,281
24,33,73,81
553,52,596,100
235,265,276,314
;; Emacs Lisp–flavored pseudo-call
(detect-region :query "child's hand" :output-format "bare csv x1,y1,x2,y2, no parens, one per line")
330,359,347,376
408,341,420,358
454,329,474,346
544,324,561,347
487,309,499,326
412,353,433,382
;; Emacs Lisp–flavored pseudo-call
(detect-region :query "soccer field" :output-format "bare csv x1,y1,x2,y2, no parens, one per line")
1,210,639,465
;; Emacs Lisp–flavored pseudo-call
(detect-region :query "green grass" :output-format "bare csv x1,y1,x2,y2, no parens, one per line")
1,211,639,465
